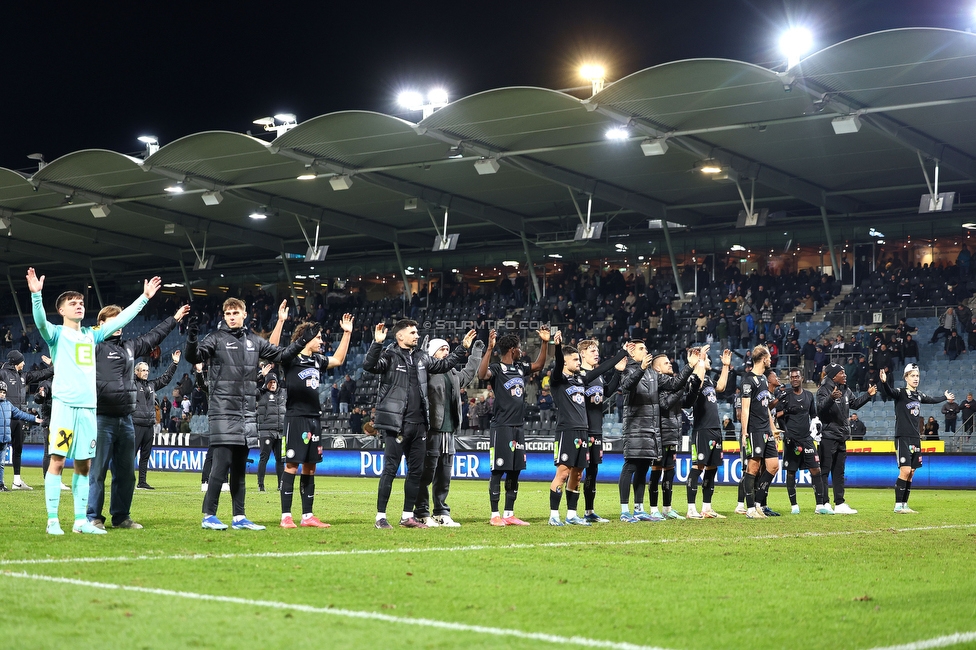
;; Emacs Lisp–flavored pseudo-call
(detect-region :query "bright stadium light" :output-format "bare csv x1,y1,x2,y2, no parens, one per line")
428,88,449,105
164,182,184,193
606,127,629,141
780,27,813,69
399,88,449,119
253,114,297,137
398,91,425,110
138,135,159,157
581,64,606,95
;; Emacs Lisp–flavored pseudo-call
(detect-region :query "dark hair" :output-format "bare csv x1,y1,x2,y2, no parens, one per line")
391,319,418,337
497,334,521,355
788,367,802,375
561,345,579,357
56,291,84,310
291,322,320,344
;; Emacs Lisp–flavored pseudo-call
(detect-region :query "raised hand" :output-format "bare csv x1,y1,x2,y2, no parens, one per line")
537,325,551,343
174,305,191,321
340,313,354,333
553,330,563,345
26,268,44,293
487,329,497,349
721,349,732,367
615,355,629,371
946,390,955,401
879,369,887,384
867,384,877,396
172,350,182,363
186,316,199,342
41,355,52,366
143,276,162,300
462,329,477,349
374,323,388,343
278,300,290,323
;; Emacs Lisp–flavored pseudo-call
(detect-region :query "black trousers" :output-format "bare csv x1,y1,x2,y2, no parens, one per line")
819,438,847,505
415,439,454,518
258,434,283,488
202,444,248,517
376,423,426,515
134,424,154,484
10,419,24,475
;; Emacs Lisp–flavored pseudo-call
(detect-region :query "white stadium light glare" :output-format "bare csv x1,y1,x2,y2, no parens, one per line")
252,117,275,126
428,88,449,105
164,183,184,193
274,113,296,123
606,127,629,140
780,27,813,68
398,91,424,110
249,208,268,220
296,171,317,180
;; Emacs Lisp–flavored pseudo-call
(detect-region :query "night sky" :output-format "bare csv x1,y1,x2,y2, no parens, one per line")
2,0,972,171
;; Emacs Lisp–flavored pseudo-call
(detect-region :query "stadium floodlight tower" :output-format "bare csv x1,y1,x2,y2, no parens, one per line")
779,27,813,69
253,114,298,138
398,88,449,119
580,64,606,97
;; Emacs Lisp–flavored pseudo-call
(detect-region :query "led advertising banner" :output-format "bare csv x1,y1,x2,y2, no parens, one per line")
19,445,975,489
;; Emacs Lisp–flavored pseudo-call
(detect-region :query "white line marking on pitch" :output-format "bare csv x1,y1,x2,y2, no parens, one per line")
2,523,973,568
865,632,976,650
0,571,670,650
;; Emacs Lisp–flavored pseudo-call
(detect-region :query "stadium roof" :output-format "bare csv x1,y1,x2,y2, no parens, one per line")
2,28,975,283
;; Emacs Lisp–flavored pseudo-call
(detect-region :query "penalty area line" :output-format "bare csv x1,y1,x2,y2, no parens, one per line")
2,523,974,568
0,570,670,650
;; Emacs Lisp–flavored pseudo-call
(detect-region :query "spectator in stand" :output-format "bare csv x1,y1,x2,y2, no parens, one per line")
695,312,708,344
338,382,352,414
330,383,340,415
349,406,364,435
537,388,553,426
930,307,956,343
923,417,939,441
942,395,961,435
944,330,966,361
467,398,479,431
961,393,976,436
647,310,659,348
903,334,920,366
966,316,976,352
849,413,866,440
802,338,817,381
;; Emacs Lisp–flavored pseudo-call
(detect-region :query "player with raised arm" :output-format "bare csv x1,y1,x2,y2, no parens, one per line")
880,364,950,513
477,327,550,526
276,312,354,529
547,333,628,525
686,348,732,519
27,267,158,535
577,339,629,523
739,345,776,519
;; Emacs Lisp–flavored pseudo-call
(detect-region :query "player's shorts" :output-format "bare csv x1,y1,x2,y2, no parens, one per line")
554,429,588,468
744,429,777,460
653,444,679,468
283,416,322,466
587,433,603,465
783,436,820,470
48,400,96,460
895,437,923,469
490,425,526,471
691,430,723,467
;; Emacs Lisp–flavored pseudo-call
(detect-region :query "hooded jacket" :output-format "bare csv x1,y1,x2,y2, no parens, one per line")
257,375,287,436
132,361,178,428
619,359,695,459
427,341,483,439
186,324,305,447
816,376,871,442
95,317,179,417
362,340,468,434
661,369,701,446
0,398,37,444
0,362,53,409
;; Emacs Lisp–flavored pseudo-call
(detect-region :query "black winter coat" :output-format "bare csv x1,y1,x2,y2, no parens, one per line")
362,340,468,434
133,361,178,427
186,325,304,447
619,359,695,459
661,371,701,446
96,317,179,417
816,377,871,441
0,362,53,409
257,380,287,436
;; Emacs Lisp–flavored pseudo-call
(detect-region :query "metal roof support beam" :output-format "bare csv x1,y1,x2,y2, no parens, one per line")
393,242,411,310
278,256,301,311
415,125,680,225
178,260,195,304
271,146,536,236
589,103,862,215
6,274,27,334
660,212,684,298
794,79,976,181
225,188,430,249
89,267,105,309
820,206,840,280
520,231,542,304
0,238,125,273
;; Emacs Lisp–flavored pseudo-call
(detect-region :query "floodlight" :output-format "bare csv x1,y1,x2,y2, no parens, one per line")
201,190,223,205
474,158,500,175
398,91,424,110
428,88,449,105
274,113,296,123
90,204,111,218
164,183,184,193
606,127,629,140
253,117,275,126
249,208,268,220
779,27,813,68
580,64,606,82
640,138,668,156
0,217,11,230
831,115,861,134
697,159,723,174
329,174,353,191
296,171,317,180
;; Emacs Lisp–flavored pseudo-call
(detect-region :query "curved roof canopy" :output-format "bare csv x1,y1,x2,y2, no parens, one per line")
1,28,974,279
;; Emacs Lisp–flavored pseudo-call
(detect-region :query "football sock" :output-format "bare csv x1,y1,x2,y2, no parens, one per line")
686,467,702,506
895,478,908,504
756,469,774,507
549,487,562,511
786,470,798,506
566,489,580,512
300,474,314,516
583,465,598,511
72,472,89,522
280,472,296,515
743,472,757,509
702,468,717,504
45,470,61,519
737,480,746,504
648,469,662,508
662,468,675,508
503,510,513,518
812,472,826,505
905,479,912,504
504,472,520,511
489,471,502,513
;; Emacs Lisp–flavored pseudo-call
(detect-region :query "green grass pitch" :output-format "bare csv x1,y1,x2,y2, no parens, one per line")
0,469,974,650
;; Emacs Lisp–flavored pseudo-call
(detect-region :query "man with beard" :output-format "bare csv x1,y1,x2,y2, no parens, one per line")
780,368,830,514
